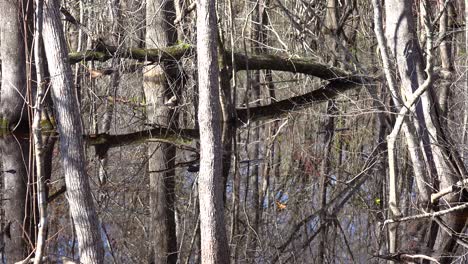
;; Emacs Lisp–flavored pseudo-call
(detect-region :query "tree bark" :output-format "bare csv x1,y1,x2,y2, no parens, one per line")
319,1,339,260
0,0,31,131
384,0,467,260
436,1,454,121
42,0,104,262
144,0,179,262
97,0,123,186
196,0,230,262
0,0,34,261
0,135,29,262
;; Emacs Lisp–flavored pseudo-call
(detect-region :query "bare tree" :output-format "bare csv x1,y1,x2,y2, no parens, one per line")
144,0,179,262
0,136,30,262
196,0,229,262
0,0,31,130
0,0,466,262
42,0,104,262
383,0,467,261
0,0,33,261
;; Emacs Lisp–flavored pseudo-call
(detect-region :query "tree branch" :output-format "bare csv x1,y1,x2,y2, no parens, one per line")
236,82,361,124
87,126,199,150
87,81,363,149
431,179,468,204
69,43,193,64
69,43,371,84
384,202,468,225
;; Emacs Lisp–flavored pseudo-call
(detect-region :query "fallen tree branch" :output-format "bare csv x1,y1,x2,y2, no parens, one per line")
232,53,368,83
69,43,193,64
69,43,371,84
87,126,198,150
86,81,363,150
236,82,362,124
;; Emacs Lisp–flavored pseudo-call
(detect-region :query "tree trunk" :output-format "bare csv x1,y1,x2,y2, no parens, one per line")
97,0,123,186
0,0,31,131
318,101,336,262
384,0,467,260
245,0,268,259
319,1,338,261
0,0,34,261
436,1,454,121
196,0,230,262
42,0,104,262
144,0,178,262
0,135,29,262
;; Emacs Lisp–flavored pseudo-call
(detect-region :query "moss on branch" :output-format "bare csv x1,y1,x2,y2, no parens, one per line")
87,126,199,149
69,43,194,64
69,43,370,83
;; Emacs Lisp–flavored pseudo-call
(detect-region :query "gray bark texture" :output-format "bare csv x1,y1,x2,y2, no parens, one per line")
144,0,178,262
0,0,33,261
0,135,29,262
0,0,30,130
196,0,230,262
42,0,104,262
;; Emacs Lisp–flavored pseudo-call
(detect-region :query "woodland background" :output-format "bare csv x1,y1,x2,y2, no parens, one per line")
0,0,467,263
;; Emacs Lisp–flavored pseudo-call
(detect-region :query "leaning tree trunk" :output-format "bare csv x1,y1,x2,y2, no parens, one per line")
42,0,104,262
196,0,230,262
144,0,178,262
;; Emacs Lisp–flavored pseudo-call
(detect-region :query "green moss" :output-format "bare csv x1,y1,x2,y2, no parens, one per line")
0,119,10,135
40,119,55,131
160,43,192,57
0,119,9,129
173,42,191,50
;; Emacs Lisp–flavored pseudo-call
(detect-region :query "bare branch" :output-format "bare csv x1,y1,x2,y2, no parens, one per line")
384,202,468,225
431,179,468,203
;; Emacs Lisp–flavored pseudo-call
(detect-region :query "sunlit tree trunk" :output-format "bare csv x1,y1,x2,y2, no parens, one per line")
196,0,230,261
42,0,104,262
436,1,454,120
384,0,467,261
144,0,178,262
0,0,33,261
0,0,31,131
